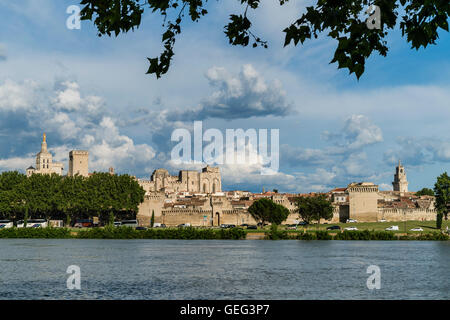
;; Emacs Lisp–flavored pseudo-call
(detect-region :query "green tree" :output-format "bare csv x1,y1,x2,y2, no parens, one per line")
248,198,290,226
437,212,443,229
109,211,115,226
416,187,435,196
0,171,27,220
80,0,449,79
295,195,333,224
434,172,450,227
151,210,155,228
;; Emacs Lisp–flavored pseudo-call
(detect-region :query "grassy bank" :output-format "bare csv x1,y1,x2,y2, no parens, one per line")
0,226,246,240
0,226,448,240
242,220,449,234
266,229,449,240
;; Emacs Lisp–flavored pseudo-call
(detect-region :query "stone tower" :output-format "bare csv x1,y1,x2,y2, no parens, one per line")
392,160,408,193
68,150,89,177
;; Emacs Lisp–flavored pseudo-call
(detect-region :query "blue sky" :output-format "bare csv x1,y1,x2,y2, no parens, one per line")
0,0,449,193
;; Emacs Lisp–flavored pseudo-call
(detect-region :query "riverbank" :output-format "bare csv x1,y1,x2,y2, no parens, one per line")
0,227,448,240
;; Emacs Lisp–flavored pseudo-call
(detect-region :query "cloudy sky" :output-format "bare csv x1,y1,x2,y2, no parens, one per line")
0,0,449,193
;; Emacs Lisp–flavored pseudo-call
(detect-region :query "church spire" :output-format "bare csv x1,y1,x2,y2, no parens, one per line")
41,132,48,153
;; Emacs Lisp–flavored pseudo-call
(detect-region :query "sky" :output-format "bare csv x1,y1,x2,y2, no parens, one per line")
0,0,449,193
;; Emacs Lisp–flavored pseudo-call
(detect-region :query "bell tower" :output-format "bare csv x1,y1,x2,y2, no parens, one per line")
392,160,408,193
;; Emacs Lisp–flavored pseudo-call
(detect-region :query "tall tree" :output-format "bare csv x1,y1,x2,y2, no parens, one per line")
80,0,449,79
434,172,450,226
248,198,290,226
295,195,333,224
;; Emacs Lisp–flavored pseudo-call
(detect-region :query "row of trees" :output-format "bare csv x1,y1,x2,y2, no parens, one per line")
0,171,145,225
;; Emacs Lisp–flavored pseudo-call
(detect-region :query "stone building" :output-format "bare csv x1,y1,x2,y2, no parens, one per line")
392,160,408,193
138,165,222,194
68,150,89,177
26,133,89,178
347,182,380,222
26,133,64,177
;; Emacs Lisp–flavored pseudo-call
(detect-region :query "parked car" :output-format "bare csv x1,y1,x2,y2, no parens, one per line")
73,219,93,228
344,227,358,231
257,222,269,227
385,225,399,231
220,224,236,229
17,219,48,228
153,223,166,228
113,221,122,227
240,224,250,227
410,227,423,232
298,221,308,226
285,224,297,230
326,225,341,230
346,219,358,223
135,226,148,231
0,220,13,229
246,225,257,230
379,219,387,222
178,223,191,228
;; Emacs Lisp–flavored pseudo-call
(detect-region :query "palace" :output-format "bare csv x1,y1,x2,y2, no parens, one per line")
138,166,221,194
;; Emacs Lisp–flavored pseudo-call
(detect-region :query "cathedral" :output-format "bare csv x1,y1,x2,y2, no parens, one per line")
26,133,64,177
26,133,89,178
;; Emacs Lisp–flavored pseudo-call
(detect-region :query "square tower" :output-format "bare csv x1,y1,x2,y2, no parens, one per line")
392,160,408,193
68,150,89,177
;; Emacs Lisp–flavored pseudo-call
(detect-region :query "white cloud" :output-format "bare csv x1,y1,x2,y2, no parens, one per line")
342,115,383,149
0,156,35,171
52,81,83,112
0,79,38,111
167,64,292,121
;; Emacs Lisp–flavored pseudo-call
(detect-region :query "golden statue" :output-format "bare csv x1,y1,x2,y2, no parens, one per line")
43,133,46,143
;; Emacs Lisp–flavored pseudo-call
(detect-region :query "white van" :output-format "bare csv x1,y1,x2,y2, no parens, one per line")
17,219,48,228
0,220,13,229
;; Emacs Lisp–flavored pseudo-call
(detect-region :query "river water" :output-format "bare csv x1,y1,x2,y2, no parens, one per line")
0,239,448,299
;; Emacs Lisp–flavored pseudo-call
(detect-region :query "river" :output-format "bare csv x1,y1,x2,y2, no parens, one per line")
0,239,448,299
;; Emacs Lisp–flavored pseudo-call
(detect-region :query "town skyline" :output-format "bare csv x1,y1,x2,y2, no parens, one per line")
19,131,434,195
